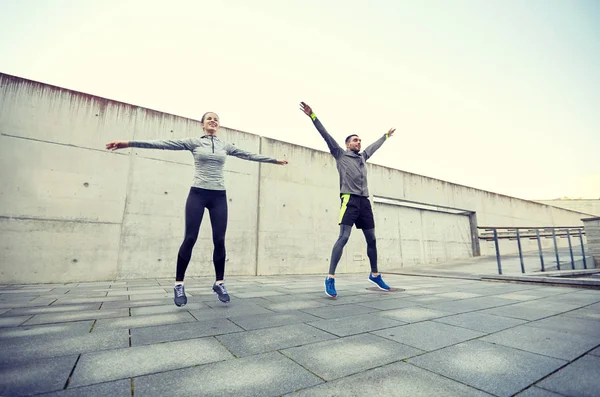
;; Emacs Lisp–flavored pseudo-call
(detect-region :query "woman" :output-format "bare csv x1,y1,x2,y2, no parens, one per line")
106,112,288,306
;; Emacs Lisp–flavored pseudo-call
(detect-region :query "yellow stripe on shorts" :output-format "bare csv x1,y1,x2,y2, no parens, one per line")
338,194,351,224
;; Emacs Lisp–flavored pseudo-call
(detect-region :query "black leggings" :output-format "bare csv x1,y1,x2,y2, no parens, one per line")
176,187,228,282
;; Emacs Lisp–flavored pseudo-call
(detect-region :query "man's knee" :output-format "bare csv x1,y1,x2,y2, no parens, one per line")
364,231,376,245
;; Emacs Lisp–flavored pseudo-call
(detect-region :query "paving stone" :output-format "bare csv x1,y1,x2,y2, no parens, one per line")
131,318,243,346
372,321,485,351
358,297,420,310
231,290,287,298
62,291,108,298
130,302,209,316
106,288,168,296
435,292,482,299
537,354,600,397
263,300,329,312
493,293,541,301
23,308,129,326
0,329,129,364
262,293,324,303
69,337,233,387
128,293,172,300
542,293,600,306
479,305,558,321
0,315,33,327
0,354,78,396
308,313,406,337
0,321,94,339
402,295,453,304
300,304,379,319
51,296,125,305
93,311,197,330
287,361,493,396
134,351,322,397
514,386,566,397
423,297,515,313
281,333,422,380
233,297,276,306
6,303,101,316
516,300,585,312
100,298,174,309
482,325,600,360
590,346,600,356
216,323,336,357
0,300,45,310
189,303,273,320
432,312,528,333
228,311,321,331
562,308,600,322
525,315,600,338
376,307,453,323
407,340,566,397
39,379,132,396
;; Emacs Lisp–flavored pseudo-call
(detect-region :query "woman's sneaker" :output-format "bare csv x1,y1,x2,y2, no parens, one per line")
174,284,187,307
212,282,230,303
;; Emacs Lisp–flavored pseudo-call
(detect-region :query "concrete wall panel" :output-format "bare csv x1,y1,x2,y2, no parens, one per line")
0,218,120,283
537,200,600,217
0,135,129,223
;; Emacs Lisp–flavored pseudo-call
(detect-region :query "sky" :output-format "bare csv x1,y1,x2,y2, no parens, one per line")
1,0,598,200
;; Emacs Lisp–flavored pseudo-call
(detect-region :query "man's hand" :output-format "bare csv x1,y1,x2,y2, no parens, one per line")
105,141,130,151
276,160,288,165
387,128,396,137
299,102,313,117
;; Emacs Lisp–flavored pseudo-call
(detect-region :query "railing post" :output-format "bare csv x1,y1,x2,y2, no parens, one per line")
516,229,525,273
493,229,502,275
567,229,575,270
552,228,561,270
579,229,587,269
536,229,545,272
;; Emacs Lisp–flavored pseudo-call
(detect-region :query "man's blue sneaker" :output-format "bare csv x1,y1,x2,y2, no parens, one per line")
369,274,391,291
324,277,337,298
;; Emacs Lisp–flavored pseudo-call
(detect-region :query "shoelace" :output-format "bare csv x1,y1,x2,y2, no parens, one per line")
216,283,227,294
175,285,184,297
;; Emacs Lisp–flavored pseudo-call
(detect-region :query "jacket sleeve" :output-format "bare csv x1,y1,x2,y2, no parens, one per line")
225,144,278,163
362,134,389,161
128,138,196,151
311,114,344,159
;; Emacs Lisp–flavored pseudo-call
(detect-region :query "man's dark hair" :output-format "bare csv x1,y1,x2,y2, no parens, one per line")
345,134,358,144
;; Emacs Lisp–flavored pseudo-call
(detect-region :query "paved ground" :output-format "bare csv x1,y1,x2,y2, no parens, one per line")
1,273,599,396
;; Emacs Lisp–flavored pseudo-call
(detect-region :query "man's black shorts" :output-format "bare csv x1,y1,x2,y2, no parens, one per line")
338,194,375,229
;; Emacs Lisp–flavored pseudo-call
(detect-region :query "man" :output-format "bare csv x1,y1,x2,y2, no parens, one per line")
300,102,395,298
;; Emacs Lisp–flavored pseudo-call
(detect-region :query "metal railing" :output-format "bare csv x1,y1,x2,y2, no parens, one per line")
478,226,587,275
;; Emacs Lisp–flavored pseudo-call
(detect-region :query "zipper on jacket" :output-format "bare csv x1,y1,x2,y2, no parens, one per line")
211,136,214,153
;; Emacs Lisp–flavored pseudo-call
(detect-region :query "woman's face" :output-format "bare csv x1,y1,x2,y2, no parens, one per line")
202,112,220,134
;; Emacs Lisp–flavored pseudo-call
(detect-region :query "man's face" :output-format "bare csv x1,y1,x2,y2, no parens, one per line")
346,135,361,152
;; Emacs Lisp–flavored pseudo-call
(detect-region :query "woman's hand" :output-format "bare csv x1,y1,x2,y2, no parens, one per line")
105,141,130,151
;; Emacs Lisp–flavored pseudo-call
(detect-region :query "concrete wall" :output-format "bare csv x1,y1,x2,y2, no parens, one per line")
0,73,592,283
535,200,600,217
582,217,600,267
